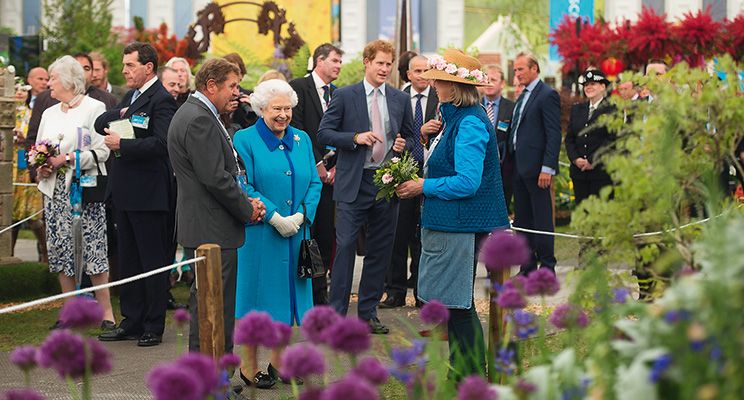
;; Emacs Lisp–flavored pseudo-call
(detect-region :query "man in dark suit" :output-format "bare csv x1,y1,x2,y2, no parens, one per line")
90,51,128,102
95,42,178,347
380,55,437,309
289,43,344,305
481,64,516,211
318,40,415,334
508,52,561,275
167,58,264,353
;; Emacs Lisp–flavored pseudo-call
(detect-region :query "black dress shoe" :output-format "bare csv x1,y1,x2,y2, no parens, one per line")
98,327,139,341
365,317,390,334
100,320,116,331
240,369,275,389
379,295,406,309
268,363,303,385
137,332,163,347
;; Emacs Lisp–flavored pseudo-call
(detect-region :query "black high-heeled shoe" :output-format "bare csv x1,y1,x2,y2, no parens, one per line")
240,369,276,389
268,363,303,385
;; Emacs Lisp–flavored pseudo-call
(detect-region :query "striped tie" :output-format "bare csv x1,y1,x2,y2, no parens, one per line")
486,101,496,126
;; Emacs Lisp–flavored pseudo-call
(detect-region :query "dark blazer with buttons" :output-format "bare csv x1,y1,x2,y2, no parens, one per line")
289,74,330,163
317,81,416,203
508,80,562,178
94,80,178,212
483,96,515,162
564,98,616,181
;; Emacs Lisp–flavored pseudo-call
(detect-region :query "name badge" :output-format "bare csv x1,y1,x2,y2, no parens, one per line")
497,121,509,132
130,114,149,129
80,175,97,187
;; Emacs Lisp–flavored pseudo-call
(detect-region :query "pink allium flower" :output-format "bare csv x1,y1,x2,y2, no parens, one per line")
351,357,389,385
9,346,37,372
176,353,219,397
280,343,326,380
59,297,103,329
381,173,393,184
234,311,278,347
36,330,85,378
321,376,379,400
275,322,293,348
496,288,527,309
524,268,560,296
323,317,371,355
299,387,325,400
549,304,589,329
2,388,47,400
147,364,203,400
457,375,498,400
479,231,531,271
86,338,112,376
301,306,341,344
419,300,450,325
218,353,241,371
173,309,191,326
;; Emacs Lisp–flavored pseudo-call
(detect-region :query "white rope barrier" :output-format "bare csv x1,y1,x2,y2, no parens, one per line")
0,209,44,235
12,182,37,187
0,257,205,315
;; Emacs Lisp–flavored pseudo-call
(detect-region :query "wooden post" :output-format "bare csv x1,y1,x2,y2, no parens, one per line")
195,244,224,359
487,267,509,383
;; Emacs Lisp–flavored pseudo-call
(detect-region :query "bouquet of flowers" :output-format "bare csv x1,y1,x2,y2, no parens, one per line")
27,139,61,169
373,151,420,200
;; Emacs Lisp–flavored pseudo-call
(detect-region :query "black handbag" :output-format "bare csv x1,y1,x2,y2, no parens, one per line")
297,204,326,280
82,150,108,204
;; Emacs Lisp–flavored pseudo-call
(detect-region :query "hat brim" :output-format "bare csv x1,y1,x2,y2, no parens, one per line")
581,78,611,86
420,69,489,86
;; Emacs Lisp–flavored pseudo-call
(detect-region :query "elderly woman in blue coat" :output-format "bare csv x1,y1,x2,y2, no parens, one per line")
233,79,322,388
396,49,509,379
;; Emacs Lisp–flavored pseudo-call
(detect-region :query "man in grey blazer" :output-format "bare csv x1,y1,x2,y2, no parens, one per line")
318,40,415,334
167,58,265,353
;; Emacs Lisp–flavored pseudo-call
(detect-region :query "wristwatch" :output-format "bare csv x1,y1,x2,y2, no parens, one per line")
65,154,71,165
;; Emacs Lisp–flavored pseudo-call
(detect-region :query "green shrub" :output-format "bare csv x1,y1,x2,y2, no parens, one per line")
0,262,60,302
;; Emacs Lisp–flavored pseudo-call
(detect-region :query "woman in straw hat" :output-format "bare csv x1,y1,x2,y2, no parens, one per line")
396,49,510,379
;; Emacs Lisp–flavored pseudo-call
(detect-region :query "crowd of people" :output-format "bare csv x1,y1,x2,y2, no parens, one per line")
13,36,733,386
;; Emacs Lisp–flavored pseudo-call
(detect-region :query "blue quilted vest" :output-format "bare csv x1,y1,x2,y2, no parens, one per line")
421,103,509,233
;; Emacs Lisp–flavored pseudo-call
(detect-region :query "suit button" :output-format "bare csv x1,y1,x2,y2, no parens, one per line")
286,171,292,176
279,144,285,150
286,200,292,206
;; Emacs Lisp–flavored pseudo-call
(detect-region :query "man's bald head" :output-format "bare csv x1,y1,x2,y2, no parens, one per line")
26,67,49,96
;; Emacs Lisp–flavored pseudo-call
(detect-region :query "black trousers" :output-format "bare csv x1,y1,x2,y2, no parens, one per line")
512,172,556,274
116,210,170,335
311,183,335,303
572,175,612,205
385,195,422,298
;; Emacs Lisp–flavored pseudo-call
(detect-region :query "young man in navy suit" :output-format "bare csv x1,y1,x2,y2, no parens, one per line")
318,40,415,334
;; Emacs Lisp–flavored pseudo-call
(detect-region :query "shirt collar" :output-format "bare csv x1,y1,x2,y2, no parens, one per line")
191,90,220,119
410,85,430,98
138,76,159,95
256,117,295,151
363,79,386,97
312,71,330,89
484,96,501,107
525,78,540,93
106,82,112,93
589,97,604,109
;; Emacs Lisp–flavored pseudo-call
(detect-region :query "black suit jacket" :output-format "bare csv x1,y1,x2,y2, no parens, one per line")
289,74,333,163
565,98,616,180
403,85,439,123
483,96,515,161
94,79,178,211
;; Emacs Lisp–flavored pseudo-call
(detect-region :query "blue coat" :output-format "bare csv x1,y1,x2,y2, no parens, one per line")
233,119,322,325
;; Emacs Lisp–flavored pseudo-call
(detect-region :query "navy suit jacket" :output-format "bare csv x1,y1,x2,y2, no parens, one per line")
317,81,415,203
94,80,178,211
509,80,562,178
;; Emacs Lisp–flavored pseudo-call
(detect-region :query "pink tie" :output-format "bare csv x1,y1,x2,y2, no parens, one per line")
370,88,386,162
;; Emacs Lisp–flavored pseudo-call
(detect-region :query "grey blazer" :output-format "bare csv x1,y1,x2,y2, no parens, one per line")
167,96,254,249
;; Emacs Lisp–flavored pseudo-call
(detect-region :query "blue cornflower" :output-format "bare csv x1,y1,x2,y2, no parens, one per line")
612,287,631,304
663,309,691,324
493,348,516,375
389,340,428,385
649,354,672,383
509,310,538,340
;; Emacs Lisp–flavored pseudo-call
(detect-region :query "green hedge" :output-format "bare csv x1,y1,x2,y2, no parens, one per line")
0,263,60,302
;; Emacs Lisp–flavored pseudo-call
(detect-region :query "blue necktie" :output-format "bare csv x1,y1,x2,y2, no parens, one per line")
412,93,424,164
510,89,528,152
130,89,141,105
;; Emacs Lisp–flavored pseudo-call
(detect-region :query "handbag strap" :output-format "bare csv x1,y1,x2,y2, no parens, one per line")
88,150,104,175
302,203,308,241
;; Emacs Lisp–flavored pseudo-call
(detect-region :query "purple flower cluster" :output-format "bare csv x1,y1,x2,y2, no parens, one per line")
351,357,390,385
275,322,293,348
301,306,341,344
389,340,427,385
299,387,325,400
2,388,47,400
324,317,371,355
147,353,220,400
37,330,111,378
173,309,191,326
218,353,241,371
549,304,589,329
321,377,378,400
524,269,560,296
514,379,537,395
9,346,37,372
58,298,103,329
457,375,498,400
493,348,516,375
280,343,326,380
233,312,279,347
508,310,538,340
649,354,672,383
496,288,527,309
663,309,691,324
479,231,530,272
612,287,631,304
420,300,450,325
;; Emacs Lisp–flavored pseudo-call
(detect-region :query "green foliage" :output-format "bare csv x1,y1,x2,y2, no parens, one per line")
288,43,311,80
464,0,550,55
0,262,60,302
0,26,16,36
40,0,119,67
334,57,365,88
373,152,420,200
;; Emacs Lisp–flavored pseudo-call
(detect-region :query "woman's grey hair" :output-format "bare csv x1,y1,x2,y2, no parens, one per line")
165,57,195,90
250,79,298,117
48,55,86,96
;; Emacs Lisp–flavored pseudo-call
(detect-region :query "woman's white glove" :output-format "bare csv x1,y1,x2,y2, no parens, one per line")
268,213,299,237
288,212,305,227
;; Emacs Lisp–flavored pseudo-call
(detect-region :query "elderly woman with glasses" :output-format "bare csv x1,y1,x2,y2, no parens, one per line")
233,79,322,389
35,55,114,330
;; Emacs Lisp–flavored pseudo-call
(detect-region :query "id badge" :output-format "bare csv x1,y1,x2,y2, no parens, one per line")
236,172,248,194
497,121,509,132
80,175,97,187
130,114,150,129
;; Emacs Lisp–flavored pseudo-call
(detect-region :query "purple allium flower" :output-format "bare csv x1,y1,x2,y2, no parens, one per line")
493,348,516,375
508,310,538,339
9,346,37,372
173,309,191,326
147,364,203,400
612,287,631,304
321,377,379,400
2,388,47,400
524,269,560,296
351,357,389,385
58,297,103,329
36,329,86,378
233,312,278,347
549,304,589,329
299,387,325,400
219,353,241,371
663,309,691,324
280,343,326,380
301,306,340,344
514,379,537,395
420,300,450,325
649,354,672,383
390,340,427,366
496,288,527,309
323,317,371,355
176,353,219,397
479,231,530,271
274,322,293,348
85,338,112,375
457,375,498,400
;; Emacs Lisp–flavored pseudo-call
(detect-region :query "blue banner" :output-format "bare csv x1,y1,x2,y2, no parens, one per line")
549,0,595,61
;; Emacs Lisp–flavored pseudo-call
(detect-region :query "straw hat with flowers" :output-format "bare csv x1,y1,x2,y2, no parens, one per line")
420,48,490,86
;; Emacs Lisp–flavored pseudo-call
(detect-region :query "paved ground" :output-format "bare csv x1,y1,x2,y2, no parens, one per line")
1,239,628,399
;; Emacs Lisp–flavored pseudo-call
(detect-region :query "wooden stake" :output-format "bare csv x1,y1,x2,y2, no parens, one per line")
487,267,509,383
196,244,224,359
